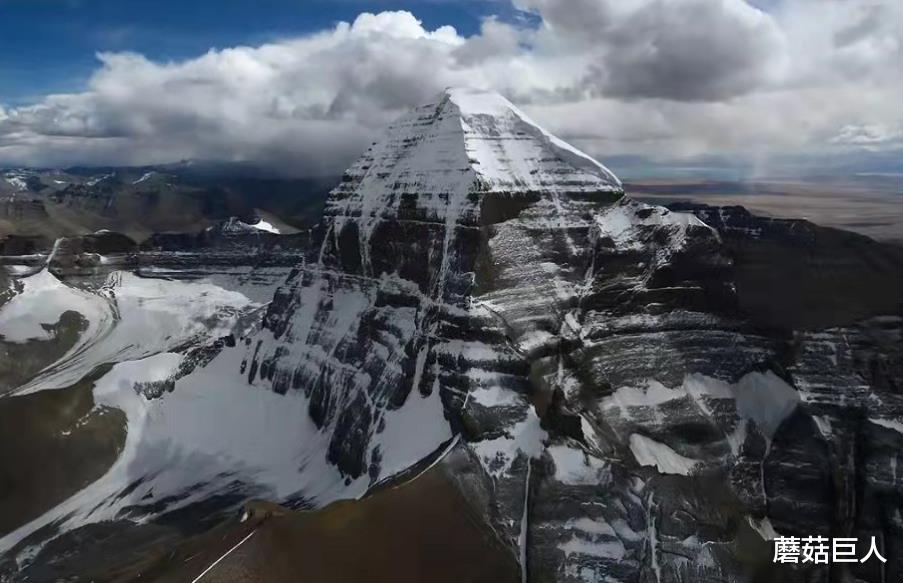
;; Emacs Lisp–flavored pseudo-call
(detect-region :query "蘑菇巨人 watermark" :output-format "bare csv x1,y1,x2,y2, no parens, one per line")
773,536,886,564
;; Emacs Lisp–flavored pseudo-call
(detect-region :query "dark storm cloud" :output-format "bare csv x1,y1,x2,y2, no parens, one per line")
593,0,781,101
515,0,783,101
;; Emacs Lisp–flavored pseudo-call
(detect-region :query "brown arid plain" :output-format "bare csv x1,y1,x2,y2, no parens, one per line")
628,176,903,245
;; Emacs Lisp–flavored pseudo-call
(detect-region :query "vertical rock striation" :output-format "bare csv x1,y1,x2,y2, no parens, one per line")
246,88,903,582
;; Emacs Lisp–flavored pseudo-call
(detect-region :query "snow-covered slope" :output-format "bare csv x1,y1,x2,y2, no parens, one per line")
251,87,629,489
217,216,281,235
325,87,621,257
0,87,711,571
10,270,255,395
4,89,903,583
0,270,107,345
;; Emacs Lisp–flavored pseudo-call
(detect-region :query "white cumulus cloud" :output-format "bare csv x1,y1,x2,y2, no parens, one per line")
0,1,901,175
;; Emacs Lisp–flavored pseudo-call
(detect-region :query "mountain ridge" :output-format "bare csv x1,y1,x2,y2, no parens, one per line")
1,88,902,583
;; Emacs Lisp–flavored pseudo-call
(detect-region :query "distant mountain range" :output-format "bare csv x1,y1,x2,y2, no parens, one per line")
1,163,337,243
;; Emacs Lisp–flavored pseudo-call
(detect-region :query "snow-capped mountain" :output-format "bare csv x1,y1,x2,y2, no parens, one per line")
2,88,903,582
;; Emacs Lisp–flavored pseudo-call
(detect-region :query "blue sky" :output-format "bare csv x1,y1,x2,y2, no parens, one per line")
0,0,504,104
0,0,900,175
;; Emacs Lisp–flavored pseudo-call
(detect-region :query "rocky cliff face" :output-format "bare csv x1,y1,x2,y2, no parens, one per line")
1,89,902,583
236,88,903,582
247,87,624,485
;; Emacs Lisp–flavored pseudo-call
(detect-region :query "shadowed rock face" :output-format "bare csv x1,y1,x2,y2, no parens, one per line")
668,202,903,330
2,89,902,583
511,202,903,582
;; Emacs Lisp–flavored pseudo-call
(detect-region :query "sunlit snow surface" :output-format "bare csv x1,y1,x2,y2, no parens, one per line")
547,445,608,486
251,219,280,234
0,266,449,557
0,270,336,555
218,217,281,235
451,87,621,192
0,270,106,343
0,343,365,556
4,176,27,191
0,270,352,553
629,434,699,475
13,271,254,395
131,171,155,184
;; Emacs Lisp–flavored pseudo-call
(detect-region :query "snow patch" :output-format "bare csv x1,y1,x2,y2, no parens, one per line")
370,383,452,478
85,174,112,187
472,409,547,478
870,417,903,434
470,384,521,407
604,371,799,446
548,444,607,485
132,171,155,184
559,536,625,560
5,176,27,190
607,379,684,410
747,516,778,541
629,434,699,475
15,271,256,394
731,371,800,440
593,198,710,253
812,415,834,439
250,219,280,234
0,269,106,344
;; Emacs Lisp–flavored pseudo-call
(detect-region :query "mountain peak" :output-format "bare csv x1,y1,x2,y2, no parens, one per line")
326,88,623,232
439,87,519,117
441,87,622,191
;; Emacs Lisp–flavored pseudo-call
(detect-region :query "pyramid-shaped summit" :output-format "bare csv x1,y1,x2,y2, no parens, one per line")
255,86,709,494
255,89,640,486
446,87,622,193
325,87,624,230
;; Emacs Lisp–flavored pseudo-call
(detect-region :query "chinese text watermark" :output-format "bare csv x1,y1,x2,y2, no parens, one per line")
773,536,886,564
